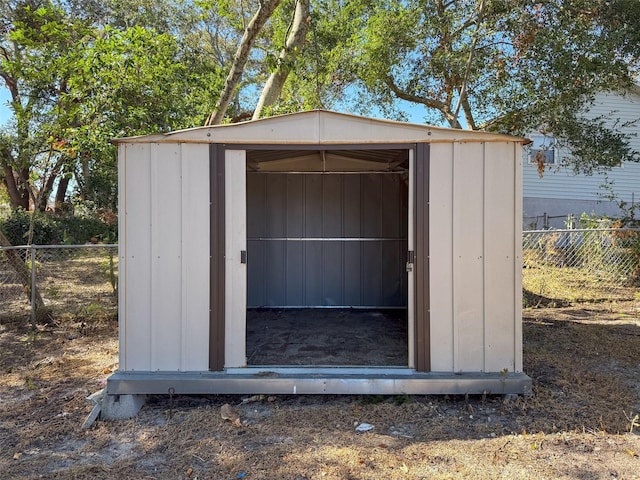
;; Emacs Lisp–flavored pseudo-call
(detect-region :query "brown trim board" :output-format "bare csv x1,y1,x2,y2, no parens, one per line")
225,143,416,151
209,144,226,371
414,143,431,372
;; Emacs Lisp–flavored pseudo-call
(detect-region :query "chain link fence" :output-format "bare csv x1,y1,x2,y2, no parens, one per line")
0,244,118,325
1,231,638,324
523,229,640,305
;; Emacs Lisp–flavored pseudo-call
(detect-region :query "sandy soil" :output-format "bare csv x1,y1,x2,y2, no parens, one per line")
1,302,639,479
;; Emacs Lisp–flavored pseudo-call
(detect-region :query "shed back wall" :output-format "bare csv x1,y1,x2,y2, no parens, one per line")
247,173,408,307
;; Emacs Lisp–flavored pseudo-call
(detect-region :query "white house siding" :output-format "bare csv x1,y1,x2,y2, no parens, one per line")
429,142,522,373
118,143,210,371
523,90,640,227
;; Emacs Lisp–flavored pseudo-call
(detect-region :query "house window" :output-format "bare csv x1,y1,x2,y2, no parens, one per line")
528,134,557,165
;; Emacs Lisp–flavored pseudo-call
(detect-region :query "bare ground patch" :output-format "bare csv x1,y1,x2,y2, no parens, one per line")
1,302,639,480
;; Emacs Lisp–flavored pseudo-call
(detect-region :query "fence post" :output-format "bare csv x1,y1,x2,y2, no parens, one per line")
30,246,36,329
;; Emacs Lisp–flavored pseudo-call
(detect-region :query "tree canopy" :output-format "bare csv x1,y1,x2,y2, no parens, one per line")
1,0,639,213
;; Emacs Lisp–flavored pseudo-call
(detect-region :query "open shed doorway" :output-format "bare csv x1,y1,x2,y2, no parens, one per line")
245,147,412,367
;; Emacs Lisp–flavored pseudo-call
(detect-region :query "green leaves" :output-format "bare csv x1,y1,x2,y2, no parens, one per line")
1,0,225,211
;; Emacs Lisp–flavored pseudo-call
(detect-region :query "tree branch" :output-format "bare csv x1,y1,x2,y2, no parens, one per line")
252,0,310,120
205,0,283,126
385,76,461,128
452,0,485,127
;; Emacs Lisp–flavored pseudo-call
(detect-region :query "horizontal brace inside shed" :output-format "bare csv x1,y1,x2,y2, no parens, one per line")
247,237,407,242
248,171,408,175
246,305,407,309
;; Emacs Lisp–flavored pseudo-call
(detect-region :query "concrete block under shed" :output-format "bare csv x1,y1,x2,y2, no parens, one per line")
101,394,147,420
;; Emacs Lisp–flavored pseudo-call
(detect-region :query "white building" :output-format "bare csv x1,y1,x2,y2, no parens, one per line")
523,87,640,229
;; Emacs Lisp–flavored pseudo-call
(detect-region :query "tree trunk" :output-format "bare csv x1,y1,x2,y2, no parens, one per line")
54,175,70,211
36,156,65,212
17,167,32,210
205,0,283,126
2,165,29,209
37,174,56,212
252,0,311,120
0,229,48,325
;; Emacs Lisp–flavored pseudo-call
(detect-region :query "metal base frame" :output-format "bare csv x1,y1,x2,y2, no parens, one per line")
107,370,532,396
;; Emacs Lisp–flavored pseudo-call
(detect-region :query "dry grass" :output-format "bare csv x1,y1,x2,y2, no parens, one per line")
522,260,637,304
0,248,118,324
1,302,640,479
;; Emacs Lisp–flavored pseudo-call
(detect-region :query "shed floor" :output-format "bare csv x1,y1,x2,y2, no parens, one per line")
246,309,408,366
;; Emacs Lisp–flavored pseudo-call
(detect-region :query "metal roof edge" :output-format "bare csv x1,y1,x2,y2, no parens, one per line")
111,109,530,145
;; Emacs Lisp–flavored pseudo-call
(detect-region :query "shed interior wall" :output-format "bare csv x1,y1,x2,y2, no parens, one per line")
246,172,408,308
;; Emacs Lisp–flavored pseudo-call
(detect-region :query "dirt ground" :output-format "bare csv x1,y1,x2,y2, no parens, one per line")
246,309,407,366
1,302,639,480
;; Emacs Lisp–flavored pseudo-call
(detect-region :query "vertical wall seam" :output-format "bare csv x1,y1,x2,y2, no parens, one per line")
514,141,523,371
263,175,268,304
340,176,345,305
284,175,288,305
321,175,325,304
302,176,307,305
359,175,364,306
425,144,431,372
119,146,127,370
514,141,518,369
149,143,156,370
378,175,383,304
180,144,186,371
451,142,458,372
482,142,487,373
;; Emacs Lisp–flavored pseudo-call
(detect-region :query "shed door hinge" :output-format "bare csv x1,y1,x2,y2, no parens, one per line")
240,250,247,264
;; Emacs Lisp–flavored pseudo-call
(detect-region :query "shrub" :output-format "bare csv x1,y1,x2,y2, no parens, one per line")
1,209,60,245
0,209,117,246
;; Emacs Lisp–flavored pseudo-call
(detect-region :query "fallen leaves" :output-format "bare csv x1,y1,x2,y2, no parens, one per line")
221,403,243,427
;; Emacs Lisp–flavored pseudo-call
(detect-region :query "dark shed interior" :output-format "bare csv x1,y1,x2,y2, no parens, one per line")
245,148,410,366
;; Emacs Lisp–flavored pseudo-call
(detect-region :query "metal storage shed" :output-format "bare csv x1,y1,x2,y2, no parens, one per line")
107,110,531,405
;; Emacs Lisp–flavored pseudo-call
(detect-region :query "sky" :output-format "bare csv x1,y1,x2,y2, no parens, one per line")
0,85,430,128
0,89,10,125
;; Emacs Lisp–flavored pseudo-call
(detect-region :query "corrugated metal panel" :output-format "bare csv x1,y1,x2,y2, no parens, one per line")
483,142,517,372
181,144,210,371
150,143,182,370
247,173,408,307
514,146,524,372
122,143,152,371
429,141,521,373
428,143,455,372
117,144,127,369
453,142,486,371
120,143,210,372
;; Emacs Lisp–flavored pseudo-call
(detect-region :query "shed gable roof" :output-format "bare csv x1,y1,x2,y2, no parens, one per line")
113,110,526,145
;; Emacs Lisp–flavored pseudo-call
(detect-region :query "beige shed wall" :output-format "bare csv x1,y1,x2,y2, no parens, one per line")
118,143,210,371
429,141,522,373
